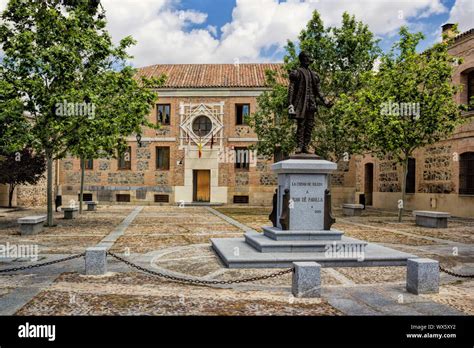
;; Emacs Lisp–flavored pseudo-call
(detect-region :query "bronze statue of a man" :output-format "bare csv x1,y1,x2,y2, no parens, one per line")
288,51,332,154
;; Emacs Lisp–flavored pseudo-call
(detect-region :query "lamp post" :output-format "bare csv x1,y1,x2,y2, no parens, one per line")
136,134,142,148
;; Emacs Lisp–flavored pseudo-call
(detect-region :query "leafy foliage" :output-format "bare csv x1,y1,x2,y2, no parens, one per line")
338,26,465,220
248,11,380,161
0,148,46,207
0,0,160,223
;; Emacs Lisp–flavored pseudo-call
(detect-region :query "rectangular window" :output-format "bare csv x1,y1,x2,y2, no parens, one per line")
157,104,171,125
236,104,250,125
118,146,131,170
154,194,170,203
233,195,249,204
406,158,416,194
78,193,93,201
156,147,170,170
84,159,93,170
116,194,131,202
136,190,147,200
235,147,249,170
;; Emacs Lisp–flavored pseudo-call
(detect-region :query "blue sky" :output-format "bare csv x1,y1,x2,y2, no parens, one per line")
174,0,466,59
1,0,472,66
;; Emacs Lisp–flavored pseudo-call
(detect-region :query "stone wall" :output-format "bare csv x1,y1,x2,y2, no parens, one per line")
419,145,454,193
378,156,400,192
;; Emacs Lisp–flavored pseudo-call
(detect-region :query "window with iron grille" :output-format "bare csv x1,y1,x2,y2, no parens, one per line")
78,193,93,201
157,104,171,125
136,190,147,200
118,147,131,170
459,152,474,195
235,147,249,170
154,194,169,203
156,147,170,170
233,195,249,204
405,158,416,194
84,159,93,170
116,194,131,202
235,104,250,125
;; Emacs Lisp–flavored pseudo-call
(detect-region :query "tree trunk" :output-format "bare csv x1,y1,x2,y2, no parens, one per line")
8,184,15,208
79,157,85,214
398,157,409,222
46,154,54,226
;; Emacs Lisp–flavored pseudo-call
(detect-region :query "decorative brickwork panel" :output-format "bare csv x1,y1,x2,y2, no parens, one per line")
155,172,169,185
108,172,144,184
235,172,249,186
99,160,110,171
259,173,277,186
66,172,101,184
235,126,252,137
420,145,453,193
137,160,149,171
63,160,73,170
137,147,151,160
378,156,400,192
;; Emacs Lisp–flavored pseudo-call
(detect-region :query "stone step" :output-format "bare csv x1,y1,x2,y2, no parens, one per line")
210,237,417,268
244,231,367,253
262,226,343,241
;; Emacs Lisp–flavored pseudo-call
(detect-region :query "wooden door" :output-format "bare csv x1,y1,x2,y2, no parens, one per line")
193,170,210,202
364,163,374,206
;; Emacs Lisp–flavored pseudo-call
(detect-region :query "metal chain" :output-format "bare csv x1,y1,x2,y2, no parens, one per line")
107,251,293,286
439,266,474,279
0,253,85,273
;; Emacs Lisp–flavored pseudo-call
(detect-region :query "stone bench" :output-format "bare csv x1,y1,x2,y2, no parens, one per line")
342,203,364,216
85,201,97,211
17,215,47,235
63,207,79,219
413,211,450,228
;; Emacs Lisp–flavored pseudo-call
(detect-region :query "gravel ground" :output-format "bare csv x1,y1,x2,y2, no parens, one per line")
2,205,473,316
16,272,342,316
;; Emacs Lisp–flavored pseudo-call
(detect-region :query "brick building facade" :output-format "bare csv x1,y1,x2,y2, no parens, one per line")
350,26,474,218
57,64,286,206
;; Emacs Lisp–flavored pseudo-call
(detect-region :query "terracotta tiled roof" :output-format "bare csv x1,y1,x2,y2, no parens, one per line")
136,63,286,88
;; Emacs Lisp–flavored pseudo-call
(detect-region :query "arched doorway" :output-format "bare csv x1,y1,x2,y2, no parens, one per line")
364,163,374,206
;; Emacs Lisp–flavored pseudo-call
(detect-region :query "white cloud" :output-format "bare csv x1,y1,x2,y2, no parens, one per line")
0,0,452,65
101,0,449,65
447,0,474,33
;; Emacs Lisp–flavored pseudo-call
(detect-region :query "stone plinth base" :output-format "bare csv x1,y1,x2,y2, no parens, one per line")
211,236,416,268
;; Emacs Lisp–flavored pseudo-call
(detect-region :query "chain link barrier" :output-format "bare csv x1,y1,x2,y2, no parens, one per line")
1,251,471,282
0,253,85,273
439,266,474,279
107,251,293,286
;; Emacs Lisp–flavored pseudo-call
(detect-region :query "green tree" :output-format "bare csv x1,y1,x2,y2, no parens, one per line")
67,69,163,213
339,26,466,221
0,0,158,224
248,11,380,161
0,149,46,207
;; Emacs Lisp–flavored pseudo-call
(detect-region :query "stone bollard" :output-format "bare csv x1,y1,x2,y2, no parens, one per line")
85,247,107,275
292,262,321,298
406,258,439,294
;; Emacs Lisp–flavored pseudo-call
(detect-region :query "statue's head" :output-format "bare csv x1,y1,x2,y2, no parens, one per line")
298,51,313,68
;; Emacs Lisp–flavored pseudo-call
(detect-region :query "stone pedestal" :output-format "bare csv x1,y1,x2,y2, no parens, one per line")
85,247,107,275
272,159,336,231
406,258,439,294
292,262,321,298
211,158,417,270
